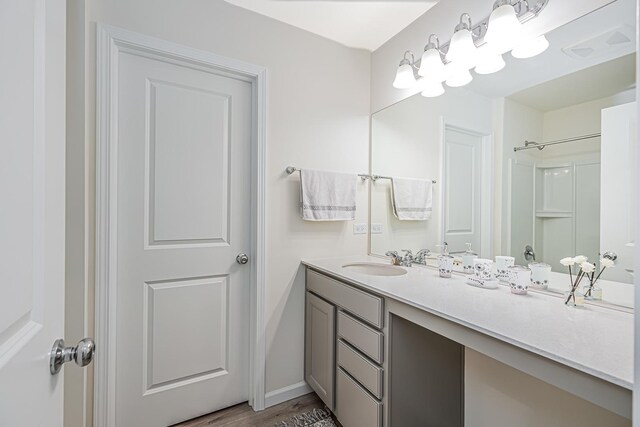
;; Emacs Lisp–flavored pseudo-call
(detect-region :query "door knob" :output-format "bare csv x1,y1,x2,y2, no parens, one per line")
236,253,249,265
50,337,95,375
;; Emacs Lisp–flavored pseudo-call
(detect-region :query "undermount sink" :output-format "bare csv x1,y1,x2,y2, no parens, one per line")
342,262,407,277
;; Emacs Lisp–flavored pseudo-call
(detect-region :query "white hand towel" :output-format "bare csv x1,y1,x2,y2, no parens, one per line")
300,169,357,221
391,177,433,221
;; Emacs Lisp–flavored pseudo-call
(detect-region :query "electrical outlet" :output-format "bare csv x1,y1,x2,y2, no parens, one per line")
353,223,367,234
371,223,383,234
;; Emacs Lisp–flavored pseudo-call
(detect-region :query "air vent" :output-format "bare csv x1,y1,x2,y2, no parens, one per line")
606,31,631,46
570,47,595,58
562,25,634,59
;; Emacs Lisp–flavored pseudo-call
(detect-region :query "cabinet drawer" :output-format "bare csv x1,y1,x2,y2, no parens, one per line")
338,340,383,399
307,269,383,328
336,368,382,427
338,311,383,364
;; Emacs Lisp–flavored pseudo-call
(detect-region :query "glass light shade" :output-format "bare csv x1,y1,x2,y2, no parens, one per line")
392,63,417,89
418,48,446,81
475,51,505,75
421,80,445,98
484,4,523,54
445,29,478,69
445,63,473,87
512,35,549,59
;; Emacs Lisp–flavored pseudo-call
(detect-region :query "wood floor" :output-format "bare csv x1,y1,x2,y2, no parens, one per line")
171,392,338,427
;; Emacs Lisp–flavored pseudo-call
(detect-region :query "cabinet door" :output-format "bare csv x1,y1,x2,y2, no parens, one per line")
305,292,336,410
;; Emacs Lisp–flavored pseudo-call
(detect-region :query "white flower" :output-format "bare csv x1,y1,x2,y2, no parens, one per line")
573,255,588,264
580,262,596,273
560,257,575,267
600,258,615,268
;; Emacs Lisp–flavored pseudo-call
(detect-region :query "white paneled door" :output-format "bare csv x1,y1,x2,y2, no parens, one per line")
0,0,67,425
443,127,484,254
113,42,253,426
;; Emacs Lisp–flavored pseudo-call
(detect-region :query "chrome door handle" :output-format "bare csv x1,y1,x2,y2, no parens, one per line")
50,337,95,375
236,253,249,265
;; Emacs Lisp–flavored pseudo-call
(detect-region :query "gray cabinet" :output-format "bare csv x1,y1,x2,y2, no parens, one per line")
305,291,336,410
305,268,386,426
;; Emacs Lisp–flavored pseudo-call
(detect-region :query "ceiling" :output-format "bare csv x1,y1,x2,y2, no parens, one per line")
223,0,439,51
508,53,636,112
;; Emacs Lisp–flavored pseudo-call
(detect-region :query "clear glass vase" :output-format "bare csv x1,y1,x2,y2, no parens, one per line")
582,284,602,301
564,290,585,307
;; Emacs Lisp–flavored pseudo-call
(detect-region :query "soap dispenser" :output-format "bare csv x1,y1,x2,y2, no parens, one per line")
437,242,454,278
462,243,478,275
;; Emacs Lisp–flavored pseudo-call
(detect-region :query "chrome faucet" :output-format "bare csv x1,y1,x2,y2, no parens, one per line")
386,250,414,267
385,251,401,266
400,249,414,267
524,245,536,261
414,249,431,265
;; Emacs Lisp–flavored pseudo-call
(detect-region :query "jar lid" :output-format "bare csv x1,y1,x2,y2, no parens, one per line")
509,265,531,272
528,262,551,268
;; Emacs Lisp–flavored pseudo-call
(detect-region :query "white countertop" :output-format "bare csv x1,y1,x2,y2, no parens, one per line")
303,256,633,390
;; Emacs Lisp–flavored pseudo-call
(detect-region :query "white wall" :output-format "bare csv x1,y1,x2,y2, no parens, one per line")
633,2,639,421
541,90,635,160
370,89,493,256
67,0,371,420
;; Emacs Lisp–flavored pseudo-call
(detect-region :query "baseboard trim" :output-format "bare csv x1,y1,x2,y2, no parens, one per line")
264,381,313,408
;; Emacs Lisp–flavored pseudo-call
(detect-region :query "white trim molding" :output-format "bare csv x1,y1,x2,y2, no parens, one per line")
264,382,313,409
94,24,268,426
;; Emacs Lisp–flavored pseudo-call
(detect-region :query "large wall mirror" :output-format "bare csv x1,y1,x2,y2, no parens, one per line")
370,0,636,307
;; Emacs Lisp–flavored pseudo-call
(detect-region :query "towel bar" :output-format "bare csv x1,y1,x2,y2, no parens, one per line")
285,166,436,184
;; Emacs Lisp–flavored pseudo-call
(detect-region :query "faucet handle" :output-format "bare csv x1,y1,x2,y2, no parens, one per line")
415,249,430,264
386,251,401,266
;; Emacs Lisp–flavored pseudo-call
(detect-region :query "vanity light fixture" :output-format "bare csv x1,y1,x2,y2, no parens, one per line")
474,44,506,74
392,0,549,96
512,34,550,58
418,34,446,81
392,50,418,89
421,79,445,97
445,13,478,69
484,0,524,54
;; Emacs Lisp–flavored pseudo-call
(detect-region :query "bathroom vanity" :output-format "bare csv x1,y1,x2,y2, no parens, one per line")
303,257,632,427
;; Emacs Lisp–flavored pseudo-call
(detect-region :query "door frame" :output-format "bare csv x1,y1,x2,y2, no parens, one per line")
94,24,267,426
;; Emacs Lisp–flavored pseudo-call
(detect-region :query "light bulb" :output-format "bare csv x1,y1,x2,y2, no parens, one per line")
474,45,505,75
512,35,549,59
445,63,473,87
392,61,416,89
445,14,478,69
418,48,446,81
446,29,478,69
485,3,523,54
421,80,445,98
